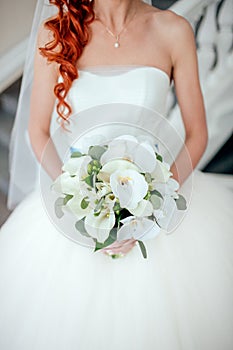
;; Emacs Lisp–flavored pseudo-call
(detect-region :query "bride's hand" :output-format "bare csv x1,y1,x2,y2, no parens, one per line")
101,239,137,257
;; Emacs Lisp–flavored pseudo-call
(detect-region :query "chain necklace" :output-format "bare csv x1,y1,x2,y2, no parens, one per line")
95,8,137,48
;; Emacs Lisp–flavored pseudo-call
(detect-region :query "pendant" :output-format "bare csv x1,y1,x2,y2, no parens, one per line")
114,41,120,48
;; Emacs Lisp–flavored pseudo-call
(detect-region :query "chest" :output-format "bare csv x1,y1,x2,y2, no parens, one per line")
76,21,171,75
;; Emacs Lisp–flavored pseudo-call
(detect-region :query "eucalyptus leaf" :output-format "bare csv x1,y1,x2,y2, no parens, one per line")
75,220,91,237
138,240,147,259
88,145,107,160
175,194,187,210
81,197,89,209
63,194,73,205
71,151,83,158
151,189,163,199
54,197,65,218
150,194,162,209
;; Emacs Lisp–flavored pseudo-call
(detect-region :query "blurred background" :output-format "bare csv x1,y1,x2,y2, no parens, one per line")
0,0,232,226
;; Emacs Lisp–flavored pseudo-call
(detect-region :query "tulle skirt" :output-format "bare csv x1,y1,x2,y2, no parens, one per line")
0,170,233,350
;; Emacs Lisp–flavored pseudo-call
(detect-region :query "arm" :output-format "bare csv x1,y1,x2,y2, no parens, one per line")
169,15,208,184
28,24,63,180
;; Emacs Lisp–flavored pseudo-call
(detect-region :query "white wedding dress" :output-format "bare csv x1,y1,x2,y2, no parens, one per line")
0,66,233,350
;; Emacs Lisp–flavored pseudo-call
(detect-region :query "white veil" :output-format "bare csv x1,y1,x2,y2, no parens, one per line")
7,0,152,210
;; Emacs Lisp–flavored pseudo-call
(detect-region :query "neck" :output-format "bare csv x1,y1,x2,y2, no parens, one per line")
93,0,141,31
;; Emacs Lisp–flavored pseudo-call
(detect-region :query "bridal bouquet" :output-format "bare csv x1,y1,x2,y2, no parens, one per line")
52,135,186,258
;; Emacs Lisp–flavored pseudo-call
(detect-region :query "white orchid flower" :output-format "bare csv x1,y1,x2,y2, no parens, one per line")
98,159,139,183
151,159,172,183
117,216,161,241
128,199,153,217
104,193,117,211
100,135,157,173
65,195,91,221
153,196,177,230
62,155,92,177
110,169,148,209
52,171,93,220
84,209,115,243
95,182,112,196
152,178,180,199
52,172,80,195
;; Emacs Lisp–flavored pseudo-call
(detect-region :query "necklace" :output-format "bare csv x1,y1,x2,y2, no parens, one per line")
95,8,137,48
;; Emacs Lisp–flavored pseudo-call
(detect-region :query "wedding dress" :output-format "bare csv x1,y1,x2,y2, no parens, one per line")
0,65,232,350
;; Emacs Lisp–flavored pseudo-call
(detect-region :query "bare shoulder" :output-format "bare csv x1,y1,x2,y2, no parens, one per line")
139,3,195,43
37,17,56,47
149,8,194,42
34,18,59,78
143,7,196,65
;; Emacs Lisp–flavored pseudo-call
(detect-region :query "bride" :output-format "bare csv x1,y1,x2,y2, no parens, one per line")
0,0,232,349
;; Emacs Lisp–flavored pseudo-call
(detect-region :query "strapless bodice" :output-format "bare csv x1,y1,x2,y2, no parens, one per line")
50,66,172,156
51,66,170,132
67,66,170,115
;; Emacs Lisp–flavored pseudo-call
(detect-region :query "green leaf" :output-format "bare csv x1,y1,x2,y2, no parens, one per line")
83,174,94,187
116,212,122,228
63,194,73,205
94,228,117,252
94,241,104,252
175,194,187,210
109,227,117,240
54,197,64,218
80,197,89,209
87,159,101,175
151,189,163,199
144,191,151,200
71,151,83,158
138,240,147,259
111,254,124,259
75,220,91,237
88,145,107,160
113,202,121,212
150,194,162,209
87,163,93,175
156,154,163,162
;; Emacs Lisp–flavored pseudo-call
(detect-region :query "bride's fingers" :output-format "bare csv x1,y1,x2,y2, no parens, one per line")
102,239,137,255
103,238,135,250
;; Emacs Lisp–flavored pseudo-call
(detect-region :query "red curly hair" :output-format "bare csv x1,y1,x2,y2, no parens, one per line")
39,0,95,125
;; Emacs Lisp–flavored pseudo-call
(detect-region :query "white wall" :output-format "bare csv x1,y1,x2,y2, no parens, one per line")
0,0,37,56
0,0,37,92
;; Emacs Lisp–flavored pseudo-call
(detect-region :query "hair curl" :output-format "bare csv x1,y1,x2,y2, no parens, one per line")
39,0,95,125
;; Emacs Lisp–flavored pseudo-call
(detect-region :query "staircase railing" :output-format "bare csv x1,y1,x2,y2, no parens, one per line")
167,0,233,169
0,39,29,94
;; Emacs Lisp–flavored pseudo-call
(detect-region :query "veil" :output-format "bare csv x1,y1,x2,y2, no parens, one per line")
7,0,153,210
